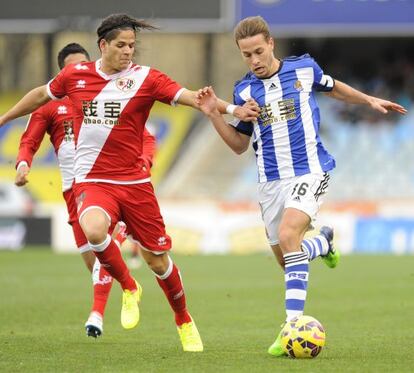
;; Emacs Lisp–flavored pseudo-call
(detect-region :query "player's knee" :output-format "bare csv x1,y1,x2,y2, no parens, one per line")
82,220,108,244
80,210,109,244
145,254,169,275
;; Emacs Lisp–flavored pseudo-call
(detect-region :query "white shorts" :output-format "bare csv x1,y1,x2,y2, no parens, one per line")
257,172,330,246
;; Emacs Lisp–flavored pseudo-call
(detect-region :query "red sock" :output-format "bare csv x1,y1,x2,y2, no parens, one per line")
91,260,113,316
91,236,136,291
156,260,191,326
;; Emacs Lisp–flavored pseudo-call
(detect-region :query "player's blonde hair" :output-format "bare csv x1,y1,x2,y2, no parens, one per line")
234,16,271,45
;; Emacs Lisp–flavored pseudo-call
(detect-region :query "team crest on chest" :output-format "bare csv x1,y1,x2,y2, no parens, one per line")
294,80,303,91
116,77,135,92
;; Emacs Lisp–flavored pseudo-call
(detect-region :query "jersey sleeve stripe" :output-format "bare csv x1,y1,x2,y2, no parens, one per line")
171,88,186,106
46,80,59,100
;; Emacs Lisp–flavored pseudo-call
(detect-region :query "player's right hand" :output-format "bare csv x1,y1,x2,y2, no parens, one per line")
15,165,30,186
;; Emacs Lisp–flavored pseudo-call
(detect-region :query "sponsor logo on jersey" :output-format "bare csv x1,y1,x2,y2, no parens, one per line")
57,105,68,115
294,80,303,91
259,103,275,126
76,80,86,88
116,77,135,92
74,63,89,70
259,99,297,126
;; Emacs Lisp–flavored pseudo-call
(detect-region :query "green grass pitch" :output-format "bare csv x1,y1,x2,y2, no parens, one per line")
0,250,413,372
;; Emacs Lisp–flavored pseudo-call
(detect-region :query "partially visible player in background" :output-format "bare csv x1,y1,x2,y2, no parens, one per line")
196,16,407,357
14,43,156,338
128,242,143,269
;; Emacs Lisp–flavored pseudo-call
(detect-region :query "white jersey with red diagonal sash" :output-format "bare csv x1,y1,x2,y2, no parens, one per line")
47,59,183,184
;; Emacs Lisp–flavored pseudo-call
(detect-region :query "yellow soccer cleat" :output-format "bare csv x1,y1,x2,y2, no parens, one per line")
177,319,203,352
121,281,142,329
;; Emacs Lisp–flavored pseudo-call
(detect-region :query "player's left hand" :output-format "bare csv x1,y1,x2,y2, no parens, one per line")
234,99,260,122
196,86,220,116
369,97,407,115
15,165,30,186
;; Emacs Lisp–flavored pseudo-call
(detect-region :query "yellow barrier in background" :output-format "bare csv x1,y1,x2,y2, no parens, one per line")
0,96,195,202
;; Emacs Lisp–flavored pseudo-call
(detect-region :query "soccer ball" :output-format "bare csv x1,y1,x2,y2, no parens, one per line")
281,315,326,358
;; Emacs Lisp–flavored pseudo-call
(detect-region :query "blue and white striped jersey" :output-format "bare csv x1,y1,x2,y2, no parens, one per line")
231,54,336,182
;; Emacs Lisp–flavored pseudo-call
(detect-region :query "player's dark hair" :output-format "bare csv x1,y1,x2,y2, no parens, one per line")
97,14,157,47
234,16,271,46
57,43,90,69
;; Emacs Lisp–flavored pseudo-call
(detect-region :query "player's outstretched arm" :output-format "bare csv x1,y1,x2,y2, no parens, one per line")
0,85,50,127
196,86,250,154
177,89,259,122
325,80,407,115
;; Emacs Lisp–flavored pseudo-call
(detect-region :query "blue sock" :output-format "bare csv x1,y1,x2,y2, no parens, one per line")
301,235,329,261
284,251,309,321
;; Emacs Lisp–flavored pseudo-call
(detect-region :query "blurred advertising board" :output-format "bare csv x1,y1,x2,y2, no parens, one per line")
0,0,232,33
237,0,414,36
0,217,51,250
0,103,195,203
354,218,414,254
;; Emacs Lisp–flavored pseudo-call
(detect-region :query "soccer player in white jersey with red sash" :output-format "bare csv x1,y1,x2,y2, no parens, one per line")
0,14,259,352
196,16,407,356
14,42,157,339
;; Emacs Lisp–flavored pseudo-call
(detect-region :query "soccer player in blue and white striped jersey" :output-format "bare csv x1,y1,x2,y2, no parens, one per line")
196,16,407,357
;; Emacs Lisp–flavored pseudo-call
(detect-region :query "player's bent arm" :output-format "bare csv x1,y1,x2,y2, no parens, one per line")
325,80,407,115
16,110,50,169
0,85,50,127
207,110,251,155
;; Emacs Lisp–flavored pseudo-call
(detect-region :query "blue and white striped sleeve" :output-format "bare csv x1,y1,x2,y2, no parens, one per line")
312,59,335,92
228,90,254,137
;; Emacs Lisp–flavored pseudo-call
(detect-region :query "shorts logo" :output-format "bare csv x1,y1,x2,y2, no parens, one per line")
158,236,167,246
76,192,86,212
116,77,135,92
